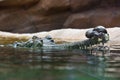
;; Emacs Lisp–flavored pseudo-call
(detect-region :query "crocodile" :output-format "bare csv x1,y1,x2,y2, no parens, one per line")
6,26,109,51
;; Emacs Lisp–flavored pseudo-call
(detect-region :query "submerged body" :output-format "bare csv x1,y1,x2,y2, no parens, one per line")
8,35,109,50
7,26,109,50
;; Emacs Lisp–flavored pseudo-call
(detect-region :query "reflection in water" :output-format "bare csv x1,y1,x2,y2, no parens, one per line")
0,46,119,80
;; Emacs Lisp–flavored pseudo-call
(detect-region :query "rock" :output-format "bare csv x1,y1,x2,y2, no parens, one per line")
70,0,100,12
29,0,70,15
33,12,70,31
64,12,92,29
107,27,120,45
91,9,120,27
0,0,70,33
0,0,39,7
0,27,120,46
64,9,120,29
0,8,70,33
100,0,120,7
0,28,87,44
0,0,120,33
40,0,70,14
0,9,36,33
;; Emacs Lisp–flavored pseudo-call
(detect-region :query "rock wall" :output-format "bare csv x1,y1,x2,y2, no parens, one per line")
0,0,120,33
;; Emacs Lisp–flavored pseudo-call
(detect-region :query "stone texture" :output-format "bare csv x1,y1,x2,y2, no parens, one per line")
70,0,100,12
91,9,120,27
64,12,92,29
0,8,70,33
0,9,36,33
29,0,70,15
30,12,70,31
64,9,120,29
0,0,120,33
40,0,70,12
0,0,39,7
100,0,120,7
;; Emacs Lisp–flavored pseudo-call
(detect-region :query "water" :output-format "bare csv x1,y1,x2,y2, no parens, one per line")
0,46,119,80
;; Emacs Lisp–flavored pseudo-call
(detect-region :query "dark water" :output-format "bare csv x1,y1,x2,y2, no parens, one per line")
0,47,119,80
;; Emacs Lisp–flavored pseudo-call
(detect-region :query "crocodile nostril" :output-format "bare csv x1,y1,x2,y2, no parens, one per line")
51,40,54,42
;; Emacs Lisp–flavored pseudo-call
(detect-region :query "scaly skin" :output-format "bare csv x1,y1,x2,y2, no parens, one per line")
7,33,109,50
6,25,110,50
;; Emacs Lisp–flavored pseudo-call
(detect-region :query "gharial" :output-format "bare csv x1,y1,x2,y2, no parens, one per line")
7,26,109,50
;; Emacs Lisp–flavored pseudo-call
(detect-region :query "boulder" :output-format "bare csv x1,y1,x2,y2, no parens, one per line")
70,0,100,12
0,0,120,33
0,0,39,7
91,9,120,27
0,9,36,33
100,0,120,7
64,12,92,29
0,8,70,33
30,12,70,32
64,9,120,29
29,0,70,15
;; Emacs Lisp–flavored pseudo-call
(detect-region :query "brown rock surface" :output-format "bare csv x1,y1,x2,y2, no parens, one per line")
0,0,120,33
0,9,36,33
40,0,70,14
70,0,100,12
91,9,120,27
0,9,70,33
33,12,70,31
64,9,120,29
100,0,120,7
64,12,92,29
29,0,70,15
0,0,39,7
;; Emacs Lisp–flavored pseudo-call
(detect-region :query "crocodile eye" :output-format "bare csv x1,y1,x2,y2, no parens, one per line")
51,40,54,42
32,36,38,39
41,39,43,43
45,35,52,40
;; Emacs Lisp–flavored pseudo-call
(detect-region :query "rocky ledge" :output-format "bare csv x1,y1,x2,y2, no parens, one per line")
0,27,120,47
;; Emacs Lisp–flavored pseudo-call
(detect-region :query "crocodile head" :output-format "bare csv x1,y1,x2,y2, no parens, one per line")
24,36,43,48
85,26,109,44
13,36,43,48
93,26,109,43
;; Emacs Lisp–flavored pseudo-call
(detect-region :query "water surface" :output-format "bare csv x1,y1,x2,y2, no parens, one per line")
0,46,119,80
